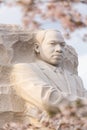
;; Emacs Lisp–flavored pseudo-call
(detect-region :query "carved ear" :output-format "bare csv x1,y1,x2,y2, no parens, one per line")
34,43,40,54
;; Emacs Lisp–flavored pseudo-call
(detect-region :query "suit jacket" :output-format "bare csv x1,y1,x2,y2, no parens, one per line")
12,60,86,113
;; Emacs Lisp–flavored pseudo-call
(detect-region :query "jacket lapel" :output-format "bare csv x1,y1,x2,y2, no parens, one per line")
37,61,65,92
36,60,82,97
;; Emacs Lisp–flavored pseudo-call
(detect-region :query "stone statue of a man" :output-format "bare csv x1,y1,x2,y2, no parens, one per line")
11,29,87,114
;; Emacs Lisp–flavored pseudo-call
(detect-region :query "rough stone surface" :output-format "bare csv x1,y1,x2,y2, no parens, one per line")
0,24,34,127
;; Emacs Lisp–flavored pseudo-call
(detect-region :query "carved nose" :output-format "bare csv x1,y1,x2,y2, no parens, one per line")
55,45,63,53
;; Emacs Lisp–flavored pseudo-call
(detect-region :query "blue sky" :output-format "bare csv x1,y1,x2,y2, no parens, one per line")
0,4,87,89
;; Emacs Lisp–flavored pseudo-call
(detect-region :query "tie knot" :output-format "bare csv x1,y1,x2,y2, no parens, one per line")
54,67,63,74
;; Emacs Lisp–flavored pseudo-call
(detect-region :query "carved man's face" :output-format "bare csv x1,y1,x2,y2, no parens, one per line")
35,30,66,66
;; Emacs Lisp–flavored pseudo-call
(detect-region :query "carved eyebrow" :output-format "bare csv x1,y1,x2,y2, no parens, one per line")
49,40,65,45
49,40,59,43
49,40,57,43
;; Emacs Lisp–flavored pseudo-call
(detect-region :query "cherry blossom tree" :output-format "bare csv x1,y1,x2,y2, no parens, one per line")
0,0,87,32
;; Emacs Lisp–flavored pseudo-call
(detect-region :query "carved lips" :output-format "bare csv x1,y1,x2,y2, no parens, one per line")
52,53,63,59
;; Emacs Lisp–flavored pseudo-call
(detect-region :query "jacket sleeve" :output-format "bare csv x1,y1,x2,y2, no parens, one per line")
75,75,87,98
82,88,87,98
11,63,70,113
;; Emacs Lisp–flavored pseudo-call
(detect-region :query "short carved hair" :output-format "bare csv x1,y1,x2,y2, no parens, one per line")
34,29,61,44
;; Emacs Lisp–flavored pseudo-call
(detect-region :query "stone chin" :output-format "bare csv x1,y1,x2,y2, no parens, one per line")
47,58,62,66
49,56,63,66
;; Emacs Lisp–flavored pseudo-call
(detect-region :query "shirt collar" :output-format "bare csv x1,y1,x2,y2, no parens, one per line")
36,60,63,73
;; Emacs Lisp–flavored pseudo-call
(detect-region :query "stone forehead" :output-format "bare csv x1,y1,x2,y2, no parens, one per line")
35,29,62,44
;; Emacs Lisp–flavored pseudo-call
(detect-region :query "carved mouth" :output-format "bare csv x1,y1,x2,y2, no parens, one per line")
53,54,63,58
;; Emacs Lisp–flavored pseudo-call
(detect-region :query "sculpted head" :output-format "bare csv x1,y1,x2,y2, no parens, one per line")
34,29,66,66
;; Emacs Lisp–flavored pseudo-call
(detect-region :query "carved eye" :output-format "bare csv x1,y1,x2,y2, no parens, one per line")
50,42,56,45
61,43,65,47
